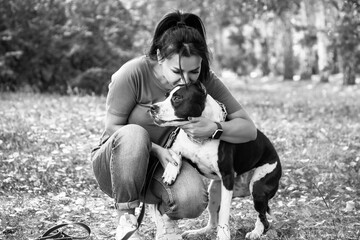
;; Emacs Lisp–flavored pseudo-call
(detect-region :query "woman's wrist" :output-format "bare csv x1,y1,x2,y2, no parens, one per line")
151,143,162,157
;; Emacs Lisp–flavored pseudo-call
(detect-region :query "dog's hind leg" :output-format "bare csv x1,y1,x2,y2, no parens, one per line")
246,161,280,239
216,182,233,240
182,180,220,238
245,179,269,239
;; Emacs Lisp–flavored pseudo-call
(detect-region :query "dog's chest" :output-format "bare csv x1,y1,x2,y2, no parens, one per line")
171,131,221,179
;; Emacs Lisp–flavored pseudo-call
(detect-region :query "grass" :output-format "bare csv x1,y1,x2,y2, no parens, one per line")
0,75,359,239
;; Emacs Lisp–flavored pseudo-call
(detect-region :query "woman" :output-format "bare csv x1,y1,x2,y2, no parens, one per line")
91,10,257,240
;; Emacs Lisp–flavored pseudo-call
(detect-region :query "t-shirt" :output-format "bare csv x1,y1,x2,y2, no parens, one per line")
105,55,242,146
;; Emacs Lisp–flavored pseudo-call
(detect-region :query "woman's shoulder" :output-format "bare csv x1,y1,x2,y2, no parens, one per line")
119,55,149,72
112,56,152,80
203,70,221,87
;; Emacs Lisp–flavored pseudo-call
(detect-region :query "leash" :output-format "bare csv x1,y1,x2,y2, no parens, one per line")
35,222,91,240
40,128,178,240
120,160,159,240
163,127,180,148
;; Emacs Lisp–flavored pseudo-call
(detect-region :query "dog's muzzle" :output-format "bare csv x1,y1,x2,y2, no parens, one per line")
149,104,159,114
149,104,187,124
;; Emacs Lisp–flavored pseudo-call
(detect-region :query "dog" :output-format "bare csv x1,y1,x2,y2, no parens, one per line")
149,82,282,240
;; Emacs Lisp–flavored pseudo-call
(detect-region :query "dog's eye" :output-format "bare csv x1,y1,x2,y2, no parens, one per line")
165,92,170,97
172,95,182,103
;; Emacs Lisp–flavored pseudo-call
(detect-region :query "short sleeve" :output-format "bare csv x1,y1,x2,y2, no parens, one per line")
204,71,242,114
106,60,139,119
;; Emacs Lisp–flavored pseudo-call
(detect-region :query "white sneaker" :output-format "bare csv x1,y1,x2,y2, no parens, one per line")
115,213,144,240
150,204,182,240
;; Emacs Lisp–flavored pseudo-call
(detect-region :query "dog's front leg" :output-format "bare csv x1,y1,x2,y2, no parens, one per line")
217,183,233,240
182,180,221,238
162,150,182,185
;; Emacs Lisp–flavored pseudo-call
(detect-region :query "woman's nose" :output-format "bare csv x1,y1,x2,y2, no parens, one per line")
181,74,190,84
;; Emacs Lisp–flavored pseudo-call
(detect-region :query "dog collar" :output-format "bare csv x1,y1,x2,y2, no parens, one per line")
164,127,181,149
215,100,227,121
187,134,211,144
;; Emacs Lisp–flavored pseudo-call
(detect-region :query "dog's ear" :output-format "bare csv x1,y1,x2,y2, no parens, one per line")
197,81,207,96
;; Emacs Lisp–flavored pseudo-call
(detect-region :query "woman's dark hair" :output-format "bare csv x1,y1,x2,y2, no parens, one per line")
148,10,211,83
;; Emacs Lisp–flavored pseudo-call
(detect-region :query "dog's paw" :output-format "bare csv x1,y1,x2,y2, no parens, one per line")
162,150,182,185
245,231,261,239
216,224,231,240
162,162,180,185
182,226,214,239
245,217,264,239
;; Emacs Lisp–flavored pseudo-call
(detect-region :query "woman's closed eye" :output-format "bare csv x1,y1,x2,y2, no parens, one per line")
172,70,199,75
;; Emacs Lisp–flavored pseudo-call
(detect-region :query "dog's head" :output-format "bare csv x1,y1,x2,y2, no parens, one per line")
149,82,207,126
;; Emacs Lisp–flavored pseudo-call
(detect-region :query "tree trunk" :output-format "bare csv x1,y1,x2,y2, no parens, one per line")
343,57,356,85
299,47,313,80
300,0,315,80
316,0,330,83
281,12,294,81
260,39,271,76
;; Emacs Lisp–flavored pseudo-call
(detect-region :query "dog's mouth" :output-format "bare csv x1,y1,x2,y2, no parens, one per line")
149,110,187,126
153,116,187,126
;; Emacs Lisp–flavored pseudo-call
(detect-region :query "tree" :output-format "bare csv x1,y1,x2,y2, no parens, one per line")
331,0,359,85
316,0,330,83
257,0,299,81
0,0,69,91
280,10,295,80
0,0,136,94
298,0,317,80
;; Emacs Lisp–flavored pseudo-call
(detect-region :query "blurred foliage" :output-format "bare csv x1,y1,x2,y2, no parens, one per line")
330,0,360,84
0,0,136,94
0,0,359,94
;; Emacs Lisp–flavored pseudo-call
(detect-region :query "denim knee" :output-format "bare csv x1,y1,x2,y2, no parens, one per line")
112,124,151,151
152,161,208,220
92,124,151,207
172,177,208,219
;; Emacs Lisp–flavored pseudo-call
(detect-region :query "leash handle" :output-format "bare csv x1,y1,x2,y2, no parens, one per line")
36,222,91,240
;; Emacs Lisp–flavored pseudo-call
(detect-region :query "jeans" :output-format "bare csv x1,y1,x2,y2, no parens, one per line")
91,124,208,220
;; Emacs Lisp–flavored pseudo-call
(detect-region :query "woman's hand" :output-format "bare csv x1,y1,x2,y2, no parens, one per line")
151,143,180,169
179,108,257,143
180,117,217,139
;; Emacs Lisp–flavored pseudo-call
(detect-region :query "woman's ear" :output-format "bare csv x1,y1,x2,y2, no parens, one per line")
157,49,163,64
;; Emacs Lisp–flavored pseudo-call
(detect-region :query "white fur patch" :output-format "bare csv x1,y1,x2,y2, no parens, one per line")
245,217,264,239
172,131,221,179
202,95,225,122
249,162,278,195
162,149,182,185
152,86,181,123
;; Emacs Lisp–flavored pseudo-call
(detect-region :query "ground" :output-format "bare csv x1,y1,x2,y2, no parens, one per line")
0,75,359,239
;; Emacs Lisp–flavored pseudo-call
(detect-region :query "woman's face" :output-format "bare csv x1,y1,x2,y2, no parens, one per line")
158,53,202,89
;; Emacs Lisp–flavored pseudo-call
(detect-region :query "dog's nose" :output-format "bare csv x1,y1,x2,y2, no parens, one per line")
150,105,159,113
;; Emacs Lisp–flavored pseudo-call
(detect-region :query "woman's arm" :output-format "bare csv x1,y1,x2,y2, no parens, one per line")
185,71,257,143
215,108,257,143
181,107,257,144
105,112,126,136
106,112,180,167
151,143,180,168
